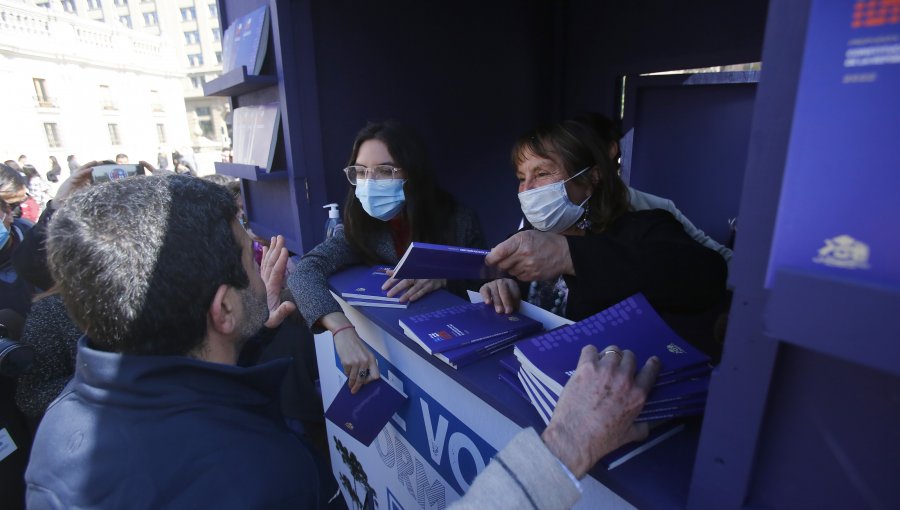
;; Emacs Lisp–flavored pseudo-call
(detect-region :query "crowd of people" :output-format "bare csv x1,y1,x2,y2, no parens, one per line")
0,114,731,509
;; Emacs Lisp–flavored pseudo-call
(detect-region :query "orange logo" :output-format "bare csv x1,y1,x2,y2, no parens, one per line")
852,0,900,28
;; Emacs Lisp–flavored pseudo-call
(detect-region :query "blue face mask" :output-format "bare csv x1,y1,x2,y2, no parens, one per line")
0,216,9,250
355,179,406,221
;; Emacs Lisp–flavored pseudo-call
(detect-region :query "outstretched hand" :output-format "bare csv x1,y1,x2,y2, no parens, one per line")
541,344,660,478
486,230,574,282
260,235,296,328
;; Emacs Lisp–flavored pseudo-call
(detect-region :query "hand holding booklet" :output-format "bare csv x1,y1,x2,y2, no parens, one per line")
324,377,407,446
391,242,503,280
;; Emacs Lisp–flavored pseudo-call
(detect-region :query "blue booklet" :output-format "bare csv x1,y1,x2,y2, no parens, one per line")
400,302,542,355
324,377,407,447
392,242,502,280
223,5,270,75
514,293,710,396
339,266,403,303
433,333,518,369
601,421,686,470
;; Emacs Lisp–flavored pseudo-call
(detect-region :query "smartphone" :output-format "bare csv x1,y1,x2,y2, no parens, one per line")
91,164,144,183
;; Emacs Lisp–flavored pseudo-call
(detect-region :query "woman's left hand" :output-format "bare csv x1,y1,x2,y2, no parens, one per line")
382,273,447,303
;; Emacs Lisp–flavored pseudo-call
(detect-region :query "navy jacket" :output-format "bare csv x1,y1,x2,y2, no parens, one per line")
26,338,343,509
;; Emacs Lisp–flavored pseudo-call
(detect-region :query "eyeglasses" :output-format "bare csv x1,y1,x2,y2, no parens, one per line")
0,198,25,213
342,165,402,185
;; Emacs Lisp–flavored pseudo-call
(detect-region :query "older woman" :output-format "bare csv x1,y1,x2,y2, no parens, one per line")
288,121,486,393
480,120,726,330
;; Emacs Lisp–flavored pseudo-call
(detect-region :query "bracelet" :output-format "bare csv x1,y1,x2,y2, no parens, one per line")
332,324,355,337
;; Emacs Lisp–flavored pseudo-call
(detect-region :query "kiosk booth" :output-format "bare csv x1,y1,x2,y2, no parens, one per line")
210,0,899,508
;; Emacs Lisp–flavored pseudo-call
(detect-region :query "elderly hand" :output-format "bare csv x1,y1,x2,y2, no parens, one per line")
382,272,446,303
541,345,660,478
260,235,296,328
479,278,521,314
485,230,574,282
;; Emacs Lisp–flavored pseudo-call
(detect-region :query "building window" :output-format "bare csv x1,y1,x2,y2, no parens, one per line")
119,15,132,28
208,4,218,17
33,78,56,108
143,12,158,26
36,2,50,8
188,53,203,66
212,28,221,42
184,30,200,44
87,0,102,9
99,85,117,110
150,89,164,112
156,123,167,144
44,123,62,148
215,51,222,64
61,0,76,13
180,7,196,21
195,106,212,116
114,0,128,5
199,120,215,139
189,76,202,88
108,123,122,145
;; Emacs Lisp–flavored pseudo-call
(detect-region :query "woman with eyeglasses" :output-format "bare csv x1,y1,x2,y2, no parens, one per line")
0,163,35,316
288,121,486,393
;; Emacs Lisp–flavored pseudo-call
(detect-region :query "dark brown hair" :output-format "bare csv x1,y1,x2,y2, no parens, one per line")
342,121,458,264
511,120,629,233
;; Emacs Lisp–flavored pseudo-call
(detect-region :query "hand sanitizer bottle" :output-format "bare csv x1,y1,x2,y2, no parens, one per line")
323,203,343,239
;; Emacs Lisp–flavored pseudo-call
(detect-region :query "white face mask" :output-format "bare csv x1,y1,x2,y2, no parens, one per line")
518,167,591,233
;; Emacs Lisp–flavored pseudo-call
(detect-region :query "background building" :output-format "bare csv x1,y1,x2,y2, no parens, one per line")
0,0,230,177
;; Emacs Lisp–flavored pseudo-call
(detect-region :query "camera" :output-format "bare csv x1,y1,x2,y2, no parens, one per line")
91,163,145,184
0,324,34,378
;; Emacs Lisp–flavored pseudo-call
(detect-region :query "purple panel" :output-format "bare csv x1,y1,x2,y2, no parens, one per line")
748,345,900,508
688,0,815,508
622,72,757,244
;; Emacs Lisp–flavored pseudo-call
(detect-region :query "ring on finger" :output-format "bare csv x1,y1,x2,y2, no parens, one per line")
601,349,623,361
358,368,370,380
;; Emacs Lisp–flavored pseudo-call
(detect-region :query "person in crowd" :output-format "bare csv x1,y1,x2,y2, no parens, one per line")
115,153,129,164
573,112,733,262
13,159,158,294
66,155,78,174
288,121,486,393
13,291,80,431
4,160,22,174
21,165,51,213
17,155,27,167
173,147,197,174
46,156,62,184
0,164,34,316
480,120,727,328
25,173,662,509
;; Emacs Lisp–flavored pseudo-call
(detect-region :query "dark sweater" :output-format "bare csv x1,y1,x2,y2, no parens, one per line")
14,294,81,422
563,209,727,321
26,338,343,509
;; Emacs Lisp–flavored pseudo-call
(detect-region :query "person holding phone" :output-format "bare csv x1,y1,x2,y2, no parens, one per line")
287,121,486,394
12,160,156,293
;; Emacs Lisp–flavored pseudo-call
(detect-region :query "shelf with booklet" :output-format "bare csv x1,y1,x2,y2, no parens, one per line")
214,162,287,182
323,265,706,508
203,67,277,97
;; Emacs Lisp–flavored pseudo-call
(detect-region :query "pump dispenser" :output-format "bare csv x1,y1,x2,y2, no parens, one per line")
323,203,343,239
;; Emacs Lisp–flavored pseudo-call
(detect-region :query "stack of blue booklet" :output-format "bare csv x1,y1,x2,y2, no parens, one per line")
513,293,712,425
399,302,543,369
337,266,408,309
